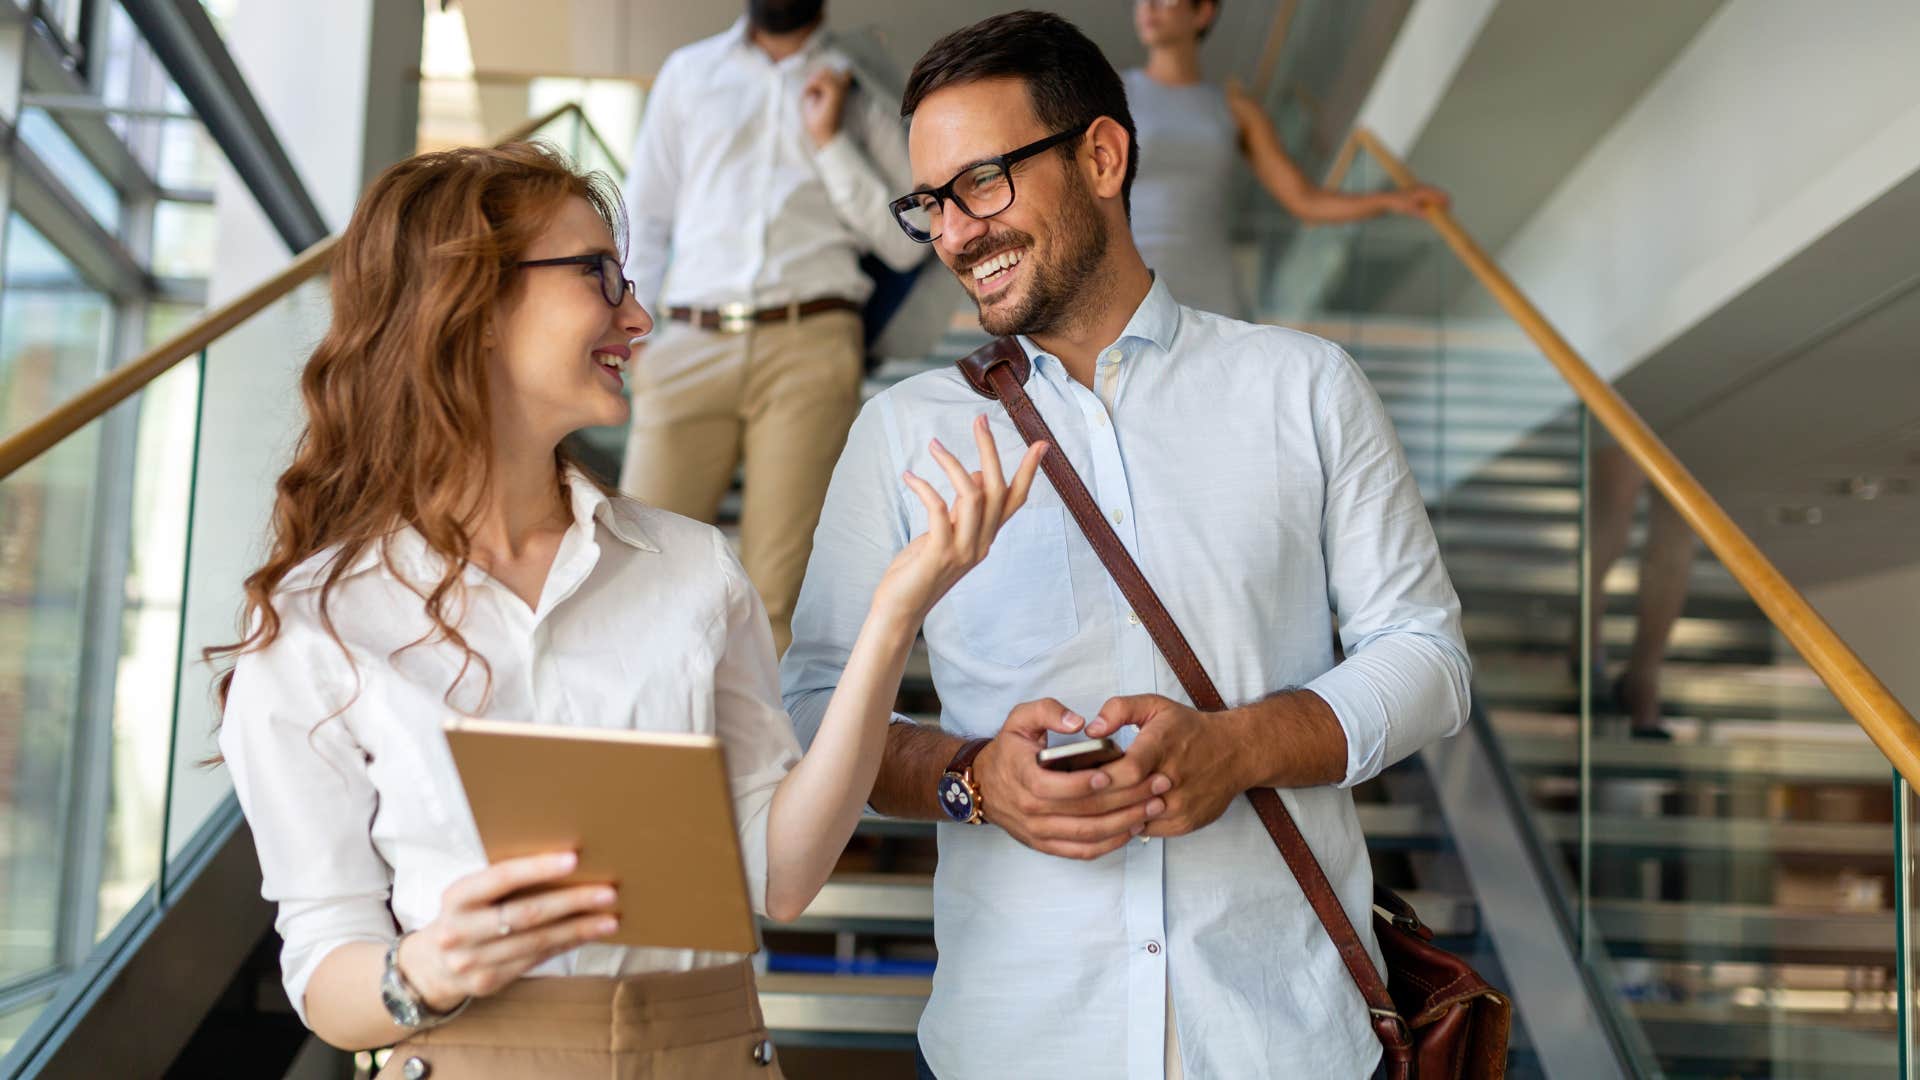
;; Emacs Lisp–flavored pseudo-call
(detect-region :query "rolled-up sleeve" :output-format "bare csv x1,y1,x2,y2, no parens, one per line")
811,82,926,273
780,395,913,749
218,625,396,1027
709,531,804,917
1302,346,1472,787
622,55,682,311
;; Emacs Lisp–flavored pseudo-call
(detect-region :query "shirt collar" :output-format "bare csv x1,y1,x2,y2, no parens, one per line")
725,16,831,67
1121,274,1181,353
278,542,381,594
275,468,656,594
562,464,659,553
1013,274,1183,375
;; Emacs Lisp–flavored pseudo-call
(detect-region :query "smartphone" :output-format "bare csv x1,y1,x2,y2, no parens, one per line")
1036,737,1124,772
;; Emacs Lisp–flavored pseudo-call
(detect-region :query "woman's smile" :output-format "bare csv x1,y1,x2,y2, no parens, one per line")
592,344,631,389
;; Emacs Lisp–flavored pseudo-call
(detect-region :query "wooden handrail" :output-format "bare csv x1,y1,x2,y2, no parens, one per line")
1348,127,1920,786
1249,0,1302,102
1322,126,1363,192
0,102,589,481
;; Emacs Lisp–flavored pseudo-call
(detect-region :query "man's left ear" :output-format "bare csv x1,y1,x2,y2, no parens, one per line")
1085,116,1133,202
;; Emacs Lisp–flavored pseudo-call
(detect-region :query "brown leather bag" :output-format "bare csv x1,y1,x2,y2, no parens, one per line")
958,337,1512,1079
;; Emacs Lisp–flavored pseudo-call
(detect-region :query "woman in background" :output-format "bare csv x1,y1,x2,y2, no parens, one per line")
1127,0,1447,318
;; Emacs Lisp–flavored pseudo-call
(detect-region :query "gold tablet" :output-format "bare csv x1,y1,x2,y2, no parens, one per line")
442,718,757,954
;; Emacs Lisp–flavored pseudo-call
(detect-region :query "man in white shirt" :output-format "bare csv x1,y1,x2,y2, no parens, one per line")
781,11,1471,1078
620,0,924,653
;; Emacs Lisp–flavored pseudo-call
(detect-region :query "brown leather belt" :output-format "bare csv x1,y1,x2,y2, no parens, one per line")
666,297,860,333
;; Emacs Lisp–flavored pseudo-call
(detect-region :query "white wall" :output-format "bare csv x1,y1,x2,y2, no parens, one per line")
1805,563,1920,718
1352,0,1499,154
1483,0,1920,381
168,2,418,858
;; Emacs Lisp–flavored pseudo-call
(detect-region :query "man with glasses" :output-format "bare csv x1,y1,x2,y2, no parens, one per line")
782,11,1470,1078
619,0,924,653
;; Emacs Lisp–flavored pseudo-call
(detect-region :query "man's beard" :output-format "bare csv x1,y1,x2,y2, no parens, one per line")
963,168,1109,339
748,0,823,34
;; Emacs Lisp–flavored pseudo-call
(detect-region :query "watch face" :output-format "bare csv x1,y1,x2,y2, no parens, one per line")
381,971,422,1028
938,772,977,823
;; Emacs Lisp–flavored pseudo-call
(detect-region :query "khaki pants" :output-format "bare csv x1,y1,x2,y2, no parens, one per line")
621,311,863,656
375,960,784,1079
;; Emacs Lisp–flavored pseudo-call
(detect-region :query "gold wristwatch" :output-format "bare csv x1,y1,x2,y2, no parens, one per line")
937,738,991,825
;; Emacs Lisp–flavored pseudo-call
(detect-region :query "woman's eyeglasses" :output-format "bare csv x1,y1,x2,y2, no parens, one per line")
888,125,1087,243
516,253,634,307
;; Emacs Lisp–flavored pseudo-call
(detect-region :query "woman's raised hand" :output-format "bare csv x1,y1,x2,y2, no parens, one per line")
873,415,1048,623
396,851,620,1012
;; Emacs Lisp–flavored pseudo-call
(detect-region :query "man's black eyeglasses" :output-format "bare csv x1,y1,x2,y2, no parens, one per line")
516,253,634,307
889,125,1087,243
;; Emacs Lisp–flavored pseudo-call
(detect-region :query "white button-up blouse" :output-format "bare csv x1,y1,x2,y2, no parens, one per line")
217,471,801,1024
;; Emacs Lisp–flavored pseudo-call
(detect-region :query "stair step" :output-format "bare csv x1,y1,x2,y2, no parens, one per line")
1435,516,1730,559
758,973,930,1042
1382,401,1575,433
1462,611,1775,663
1478,660,1838,720
1591,898,1892,963
1494,722,1887,783
1633,1002,1893,1074
775,873,932,933
1447,549,1753,603
1542,813,1889,858
1432,485,1582,517
1356,359,1567,390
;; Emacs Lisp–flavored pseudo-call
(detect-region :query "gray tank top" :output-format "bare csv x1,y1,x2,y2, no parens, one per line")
1123,68,1246,319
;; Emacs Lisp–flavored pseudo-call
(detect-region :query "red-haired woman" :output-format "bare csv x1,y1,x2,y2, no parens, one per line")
211,142,1044,1077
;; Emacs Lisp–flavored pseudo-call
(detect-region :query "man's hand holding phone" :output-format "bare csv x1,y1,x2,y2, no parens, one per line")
970,699,1169,860
1085,694,1262,840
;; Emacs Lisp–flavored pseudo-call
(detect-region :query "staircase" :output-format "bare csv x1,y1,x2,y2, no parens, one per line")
1346,319,1899,1078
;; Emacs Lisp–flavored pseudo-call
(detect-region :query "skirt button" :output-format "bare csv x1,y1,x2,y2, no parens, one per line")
751,1038,776,1066
402,1057,431,1080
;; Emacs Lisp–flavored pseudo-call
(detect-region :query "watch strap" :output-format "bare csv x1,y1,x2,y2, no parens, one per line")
940,737,992,824
945,737,991,777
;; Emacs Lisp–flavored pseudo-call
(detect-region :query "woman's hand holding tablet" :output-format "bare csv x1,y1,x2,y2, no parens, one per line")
396,850,620,1013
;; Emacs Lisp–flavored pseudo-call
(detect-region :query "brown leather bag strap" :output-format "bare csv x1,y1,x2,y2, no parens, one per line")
959,337,1227,713
957,338,1416,1069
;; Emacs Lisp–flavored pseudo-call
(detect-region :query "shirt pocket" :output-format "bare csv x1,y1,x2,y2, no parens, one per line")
942,505,1080,668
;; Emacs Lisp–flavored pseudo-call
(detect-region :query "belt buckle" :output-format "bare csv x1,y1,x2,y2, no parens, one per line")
717,301,754,334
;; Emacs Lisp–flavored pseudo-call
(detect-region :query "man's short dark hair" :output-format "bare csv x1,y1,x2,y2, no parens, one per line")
902,10,1138,217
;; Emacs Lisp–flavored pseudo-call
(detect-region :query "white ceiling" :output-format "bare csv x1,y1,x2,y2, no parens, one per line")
1404,0,1725,256
1634,167,1920,586
1369,0,1724,318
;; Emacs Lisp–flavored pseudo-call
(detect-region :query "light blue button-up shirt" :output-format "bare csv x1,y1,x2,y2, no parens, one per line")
781,279,1471,1079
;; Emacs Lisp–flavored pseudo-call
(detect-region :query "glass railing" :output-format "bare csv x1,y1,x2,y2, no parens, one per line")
1,0,253,1054
1261,143,1906,1077
0,103,605,1070
1903,779,1918,1076
529,95,626,181
0,346,205,1061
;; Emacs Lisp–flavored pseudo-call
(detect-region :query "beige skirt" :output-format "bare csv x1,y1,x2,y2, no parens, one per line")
374,960,784,1079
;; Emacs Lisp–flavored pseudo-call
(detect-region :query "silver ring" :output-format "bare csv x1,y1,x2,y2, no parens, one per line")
496,907,512,937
